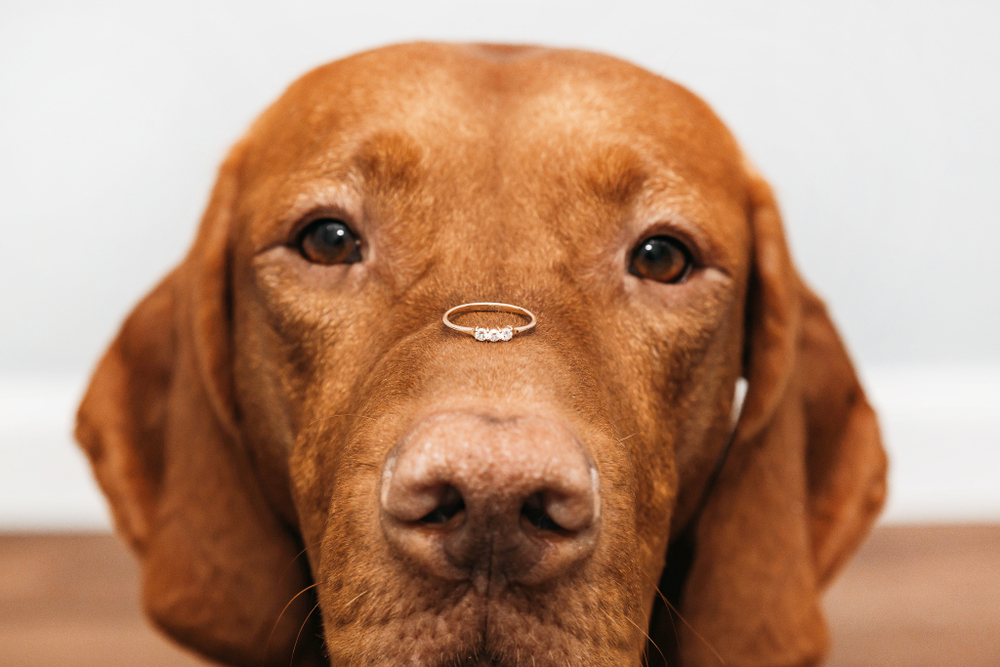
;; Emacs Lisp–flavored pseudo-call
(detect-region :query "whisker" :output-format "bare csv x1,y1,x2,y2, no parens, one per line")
291,599,323,667
661,584,680,653
343,589,370,608
266,581,323,656
628,613,666,667
277,540,323,585
651,582,727,666
597,605,666,667
617,432,638,445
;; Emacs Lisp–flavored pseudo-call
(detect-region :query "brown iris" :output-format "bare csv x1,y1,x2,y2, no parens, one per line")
630,236,691,283
298,218,361,265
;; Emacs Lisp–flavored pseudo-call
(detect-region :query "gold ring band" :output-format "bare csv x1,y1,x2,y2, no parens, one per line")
442,302,537,342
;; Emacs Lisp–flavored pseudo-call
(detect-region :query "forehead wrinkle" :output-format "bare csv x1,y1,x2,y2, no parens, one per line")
282,178,362,222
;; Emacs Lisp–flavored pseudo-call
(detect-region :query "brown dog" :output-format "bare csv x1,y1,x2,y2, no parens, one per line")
76,43,887,667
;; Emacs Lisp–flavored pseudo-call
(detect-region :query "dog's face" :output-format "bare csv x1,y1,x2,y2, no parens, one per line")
77,44,886,667
237,43,748,665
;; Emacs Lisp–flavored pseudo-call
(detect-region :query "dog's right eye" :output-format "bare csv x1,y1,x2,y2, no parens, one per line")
297,218,361,265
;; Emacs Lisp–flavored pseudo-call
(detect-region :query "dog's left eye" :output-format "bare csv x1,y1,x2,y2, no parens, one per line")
297,218,361,265
630,236,692,283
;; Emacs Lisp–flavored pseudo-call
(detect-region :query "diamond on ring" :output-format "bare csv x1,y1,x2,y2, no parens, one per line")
473,325,513,343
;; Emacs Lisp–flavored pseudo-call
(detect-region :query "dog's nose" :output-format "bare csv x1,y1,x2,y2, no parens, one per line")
379,412,600,586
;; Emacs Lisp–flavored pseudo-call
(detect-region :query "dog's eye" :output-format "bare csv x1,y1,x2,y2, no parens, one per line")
630,236,692,283
298,218,361,265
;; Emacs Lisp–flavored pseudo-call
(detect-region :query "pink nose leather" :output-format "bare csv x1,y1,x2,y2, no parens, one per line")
379,411,601,586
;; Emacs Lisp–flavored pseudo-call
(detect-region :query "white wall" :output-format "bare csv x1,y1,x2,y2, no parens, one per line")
1,0,998,528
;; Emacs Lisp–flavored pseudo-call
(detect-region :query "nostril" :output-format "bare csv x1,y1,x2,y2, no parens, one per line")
520,493,564,532
382,412,601,584
417,484,465,525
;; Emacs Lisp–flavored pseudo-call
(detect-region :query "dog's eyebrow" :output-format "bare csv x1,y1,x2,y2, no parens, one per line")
351,131,424,196
581,145,650,207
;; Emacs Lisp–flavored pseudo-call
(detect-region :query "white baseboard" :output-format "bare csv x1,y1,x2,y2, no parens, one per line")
1,365,997,530
859,365,1000,523
0,375,110,530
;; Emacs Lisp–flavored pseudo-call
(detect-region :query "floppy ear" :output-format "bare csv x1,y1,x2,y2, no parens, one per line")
670,174,888,667
75,151,324,667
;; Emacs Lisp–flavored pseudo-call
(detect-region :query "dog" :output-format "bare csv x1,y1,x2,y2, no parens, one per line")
76,43,887,667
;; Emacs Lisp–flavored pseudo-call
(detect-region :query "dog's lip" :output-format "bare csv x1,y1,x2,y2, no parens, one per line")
327,590,602,667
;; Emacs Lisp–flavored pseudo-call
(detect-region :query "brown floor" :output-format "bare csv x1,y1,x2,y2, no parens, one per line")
1,525,997,666
823,524,1000,667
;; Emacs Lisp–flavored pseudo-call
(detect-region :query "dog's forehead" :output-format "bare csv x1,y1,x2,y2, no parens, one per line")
235,43,749,264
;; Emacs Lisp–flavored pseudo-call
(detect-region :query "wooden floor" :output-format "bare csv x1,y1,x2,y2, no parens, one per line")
1,525,997,666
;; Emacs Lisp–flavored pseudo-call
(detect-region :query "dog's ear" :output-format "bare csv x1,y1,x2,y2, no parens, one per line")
675,173,888,667
76,149,324,667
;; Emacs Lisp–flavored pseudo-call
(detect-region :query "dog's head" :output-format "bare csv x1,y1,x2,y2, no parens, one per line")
76,43,886,667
